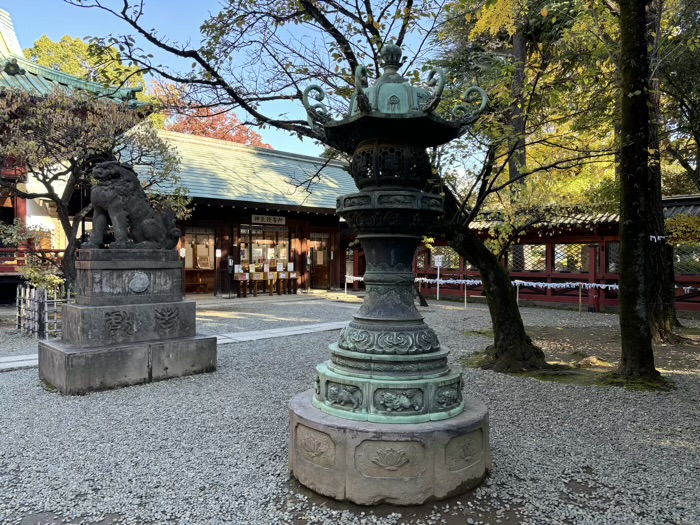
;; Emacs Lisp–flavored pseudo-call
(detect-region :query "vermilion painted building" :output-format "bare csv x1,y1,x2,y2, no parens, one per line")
412,195,700,312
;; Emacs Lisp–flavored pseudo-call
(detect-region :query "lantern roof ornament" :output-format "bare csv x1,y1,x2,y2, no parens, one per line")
303,41,488,153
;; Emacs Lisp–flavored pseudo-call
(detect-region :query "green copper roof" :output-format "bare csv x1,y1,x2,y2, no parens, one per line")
0,9,141,103
158,131,354,212
303,42,488,153
348,43,433,117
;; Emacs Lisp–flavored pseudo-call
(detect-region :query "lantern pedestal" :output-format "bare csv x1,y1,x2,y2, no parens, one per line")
289,390,490,506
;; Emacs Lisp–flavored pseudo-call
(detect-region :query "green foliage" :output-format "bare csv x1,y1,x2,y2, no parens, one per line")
24,34,145,89
0,219,51,248
437,0,620,253
666,214,700,245
0,220,64,290
18,265,65,292
0,88,190,283
439,0,699,252
23,34,169,128
656,0,700,192
24,34,144,90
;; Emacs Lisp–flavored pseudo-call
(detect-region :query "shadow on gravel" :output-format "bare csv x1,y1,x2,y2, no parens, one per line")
462,324,699,391
282,477,523,525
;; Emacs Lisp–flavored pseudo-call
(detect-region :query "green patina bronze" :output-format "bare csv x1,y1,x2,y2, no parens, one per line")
303,42,488,424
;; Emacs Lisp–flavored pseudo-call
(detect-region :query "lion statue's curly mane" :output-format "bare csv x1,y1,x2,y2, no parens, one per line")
82,161,181,250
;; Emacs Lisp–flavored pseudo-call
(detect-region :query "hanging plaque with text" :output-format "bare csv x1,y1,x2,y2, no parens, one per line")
251,214,286,225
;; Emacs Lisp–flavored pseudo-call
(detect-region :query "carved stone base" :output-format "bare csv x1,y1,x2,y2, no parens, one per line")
75,249,183,306
39,249,216,395
62,301,196,348
39,335,216,395
289,390,490,506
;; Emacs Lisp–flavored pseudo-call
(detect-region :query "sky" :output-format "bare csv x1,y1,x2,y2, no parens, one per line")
0,0,324,157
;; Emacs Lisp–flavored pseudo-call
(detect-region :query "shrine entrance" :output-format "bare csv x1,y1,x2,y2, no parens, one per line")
309,232,330,289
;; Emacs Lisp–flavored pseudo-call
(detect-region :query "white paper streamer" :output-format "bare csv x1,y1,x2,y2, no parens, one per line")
346,276,700,294
414,277,619,291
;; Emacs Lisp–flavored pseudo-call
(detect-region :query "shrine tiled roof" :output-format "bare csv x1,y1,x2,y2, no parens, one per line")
662,194,700,218
158,131,355,212
469,195,700,231
0,9,141,103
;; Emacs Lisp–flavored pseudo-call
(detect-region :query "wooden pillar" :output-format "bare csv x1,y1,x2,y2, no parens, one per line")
15,196,26,223
545,242,555,299
588,243,600,312
300,222,310,291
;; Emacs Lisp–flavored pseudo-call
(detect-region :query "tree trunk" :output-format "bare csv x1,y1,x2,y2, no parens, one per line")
508,23,527,185
647,0,681,342
55,204,78,288
62,237,78,289
617,0,659,378
507,23,528,272
647,133,680,341
450,229,547,372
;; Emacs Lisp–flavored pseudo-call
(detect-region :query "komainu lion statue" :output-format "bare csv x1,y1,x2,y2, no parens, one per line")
82,161,181,250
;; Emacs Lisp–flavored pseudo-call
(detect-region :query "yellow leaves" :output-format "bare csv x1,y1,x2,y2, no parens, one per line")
470,0,517,38
540,7,549,17
465,13,473,22
666,215,700,245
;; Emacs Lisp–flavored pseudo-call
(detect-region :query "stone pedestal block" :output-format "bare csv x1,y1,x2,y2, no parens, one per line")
75,249,183,306
289,390,490,506
39,335,216,395
61,301,196,347
39,249,217,395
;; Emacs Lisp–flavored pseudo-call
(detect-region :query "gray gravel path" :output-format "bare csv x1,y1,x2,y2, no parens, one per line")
0,299,699,524
0,296,358,358
196,297,357,337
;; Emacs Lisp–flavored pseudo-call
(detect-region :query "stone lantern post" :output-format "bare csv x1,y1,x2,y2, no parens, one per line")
289,43,490,505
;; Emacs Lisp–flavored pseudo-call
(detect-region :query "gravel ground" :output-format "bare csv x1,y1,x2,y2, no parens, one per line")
195,297,359,336
0,295,359,358
0,299,699,524
0,329,42,358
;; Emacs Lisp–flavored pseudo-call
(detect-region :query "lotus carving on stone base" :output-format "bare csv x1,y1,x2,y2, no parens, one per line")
301,434,328,458
371,447,410,471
